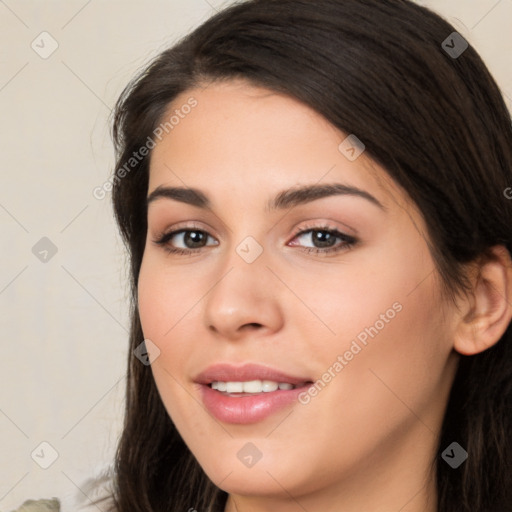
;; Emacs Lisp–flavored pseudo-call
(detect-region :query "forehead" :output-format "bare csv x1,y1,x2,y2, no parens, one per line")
147,80,405,213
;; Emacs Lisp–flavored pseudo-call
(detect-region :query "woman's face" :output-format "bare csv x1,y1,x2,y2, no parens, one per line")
138,80,460,509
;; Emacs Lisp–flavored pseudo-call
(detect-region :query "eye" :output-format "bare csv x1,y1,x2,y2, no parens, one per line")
288,225,357,254
152,227,219,255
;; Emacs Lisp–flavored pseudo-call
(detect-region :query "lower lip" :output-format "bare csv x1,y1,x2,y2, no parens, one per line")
199,384,310,424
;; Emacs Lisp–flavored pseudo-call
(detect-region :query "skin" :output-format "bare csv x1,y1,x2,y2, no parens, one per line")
137,80,512,512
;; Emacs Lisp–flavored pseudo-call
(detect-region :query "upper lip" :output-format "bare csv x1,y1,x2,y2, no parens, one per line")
194,363,313,385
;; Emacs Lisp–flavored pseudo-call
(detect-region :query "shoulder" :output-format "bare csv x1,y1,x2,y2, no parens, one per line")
10,499,60,511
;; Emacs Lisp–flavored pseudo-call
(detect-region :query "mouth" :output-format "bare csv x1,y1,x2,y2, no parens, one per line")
194,363,315,424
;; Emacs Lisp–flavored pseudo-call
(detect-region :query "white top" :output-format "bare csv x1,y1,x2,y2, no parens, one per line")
60,467,116,512
9,467,116,512
74,474,115,511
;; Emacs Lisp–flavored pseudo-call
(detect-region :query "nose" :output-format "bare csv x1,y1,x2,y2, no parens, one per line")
202,246,284,341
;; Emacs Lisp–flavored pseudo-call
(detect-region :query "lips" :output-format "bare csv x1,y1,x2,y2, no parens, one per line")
194,363,314,424
194,362,312,386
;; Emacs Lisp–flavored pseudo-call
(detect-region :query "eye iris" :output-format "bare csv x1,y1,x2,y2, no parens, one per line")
184,230,206,248
313,230,336,248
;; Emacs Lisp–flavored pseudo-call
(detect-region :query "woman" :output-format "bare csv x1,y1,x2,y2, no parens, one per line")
95,0,512,510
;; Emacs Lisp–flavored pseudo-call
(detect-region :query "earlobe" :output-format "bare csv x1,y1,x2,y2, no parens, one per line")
453,245,512,356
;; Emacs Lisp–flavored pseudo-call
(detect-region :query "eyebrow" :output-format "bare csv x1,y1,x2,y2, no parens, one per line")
146,183,386,212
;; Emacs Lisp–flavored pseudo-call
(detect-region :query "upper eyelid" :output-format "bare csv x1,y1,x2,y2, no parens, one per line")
153,221,216,237
153,218,350,233
291,222,349,235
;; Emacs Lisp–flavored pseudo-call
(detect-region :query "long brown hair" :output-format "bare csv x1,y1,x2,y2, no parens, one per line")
108,1,512,510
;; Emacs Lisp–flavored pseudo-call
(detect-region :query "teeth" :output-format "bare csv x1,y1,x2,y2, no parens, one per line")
262,380,278,392
226,382,244,393
245,380,267,393
210,380,298,393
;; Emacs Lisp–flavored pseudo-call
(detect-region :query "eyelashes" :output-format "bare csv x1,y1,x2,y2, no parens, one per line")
151,224,358,257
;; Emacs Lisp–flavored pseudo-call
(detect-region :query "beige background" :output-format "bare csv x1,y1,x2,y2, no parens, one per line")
0,0,511,510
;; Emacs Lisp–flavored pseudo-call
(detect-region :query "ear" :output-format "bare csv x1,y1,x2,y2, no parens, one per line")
453,245,512,356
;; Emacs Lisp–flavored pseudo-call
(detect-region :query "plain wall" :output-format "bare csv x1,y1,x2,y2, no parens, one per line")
0,0,511,510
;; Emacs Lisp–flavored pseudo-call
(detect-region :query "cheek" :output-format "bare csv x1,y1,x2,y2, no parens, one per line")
138,251,198,337
137,255,199,374
294,234,448,410
137,257,204,427
137,261,167,341
287,238,431,345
